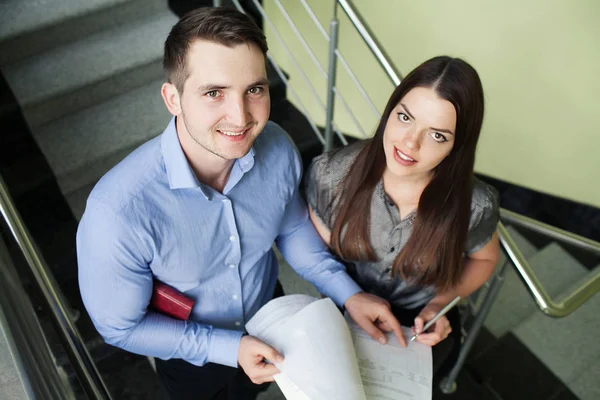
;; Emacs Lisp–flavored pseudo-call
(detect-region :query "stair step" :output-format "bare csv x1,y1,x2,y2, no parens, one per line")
512,266,600,385
0,0,167,66
566,354,600,400
67,183,96,221
4,8,175,123
33,78,170,181
484,239,587,338
59,138,149,198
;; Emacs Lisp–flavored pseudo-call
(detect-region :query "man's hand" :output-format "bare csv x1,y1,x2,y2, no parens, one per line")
412,303,452,346
344,292,406,347
238,335,284,384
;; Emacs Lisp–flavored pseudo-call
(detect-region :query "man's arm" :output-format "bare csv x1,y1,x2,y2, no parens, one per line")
77,201,242,367
276,189,406,346
275,189,361,306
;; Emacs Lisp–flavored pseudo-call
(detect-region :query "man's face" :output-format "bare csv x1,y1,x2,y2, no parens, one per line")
164,39,270,161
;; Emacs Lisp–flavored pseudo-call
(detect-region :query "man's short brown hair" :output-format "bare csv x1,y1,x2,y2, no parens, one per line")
164,7,268,93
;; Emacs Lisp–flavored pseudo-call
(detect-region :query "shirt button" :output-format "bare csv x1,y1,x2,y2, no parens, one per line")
229,264,236,269
232,294,239,300
229,235,237,242
235,322,241,327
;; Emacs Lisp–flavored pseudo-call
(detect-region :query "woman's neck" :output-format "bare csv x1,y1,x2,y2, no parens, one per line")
382,168,433,206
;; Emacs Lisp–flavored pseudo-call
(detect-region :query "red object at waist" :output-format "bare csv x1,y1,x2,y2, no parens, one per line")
150,280,195,320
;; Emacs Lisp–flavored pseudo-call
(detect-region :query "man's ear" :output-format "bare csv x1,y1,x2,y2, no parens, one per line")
161,82,182,116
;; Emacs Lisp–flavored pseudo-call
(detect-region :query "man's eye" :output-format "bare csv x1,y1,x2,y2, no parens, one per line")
248,87,263,94
206,90,220,98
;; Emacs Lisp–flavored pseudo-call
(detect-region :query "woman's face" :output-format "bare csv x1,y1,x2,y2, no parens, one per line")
382,86,457,181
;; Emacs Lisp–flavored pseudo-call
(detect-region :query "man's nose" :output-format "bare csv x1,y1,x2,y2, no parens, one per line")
227,96,249,127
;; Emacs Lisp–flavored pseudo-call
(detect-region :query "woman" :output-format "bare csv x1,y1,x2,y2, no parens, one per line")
306,56,500,372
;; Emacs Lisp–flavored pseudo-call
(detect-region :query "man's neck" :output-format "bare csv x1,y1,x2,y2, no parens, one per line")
176,119,234,193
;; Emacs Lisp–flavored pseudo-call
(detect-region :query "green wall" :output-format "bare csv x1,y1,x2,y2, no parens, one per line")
264,0,600,208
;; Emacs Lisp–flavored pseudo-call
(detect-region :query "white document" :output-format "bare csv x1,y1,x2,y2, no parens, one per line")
347,318,433,399
246,295,432,400
246,294,366,400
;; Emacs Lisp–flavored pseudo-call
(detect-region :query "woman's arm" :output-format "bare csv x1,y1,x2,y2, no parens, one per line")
309,205,332,246
430,231,500,305
414,232,500,345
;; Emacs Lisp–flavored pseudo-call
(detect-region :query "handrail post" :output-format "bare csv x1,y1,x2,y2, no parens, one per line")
440,259,510,393
324,5,339,151
0,176,112,399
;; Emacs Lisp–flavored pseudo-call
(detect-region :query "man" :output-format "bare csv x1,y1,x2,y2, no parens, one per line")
77,7,404,400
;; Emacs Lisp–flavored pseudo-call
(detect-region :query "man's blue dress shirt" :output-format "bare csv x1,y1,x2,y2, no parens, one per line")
77,118,361,368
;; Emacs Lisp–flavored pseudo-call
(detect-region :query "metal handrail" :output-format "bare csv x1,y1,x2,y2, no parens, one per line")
336,0,402,86
501,208,600,255
0,175,112,400
498,220,600,318
1,237,74,399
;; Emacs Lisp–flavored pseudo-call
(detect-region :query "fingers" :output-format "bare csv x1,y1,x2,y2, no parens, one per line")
255,341,284,364
413,316,425,336
238,336,284,384
358,316,388,344
377,311,406,347
412,315,452,346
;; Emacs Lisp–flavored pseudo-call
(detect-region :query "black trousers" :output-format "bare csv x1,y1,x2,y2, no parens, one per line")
156,281,284,400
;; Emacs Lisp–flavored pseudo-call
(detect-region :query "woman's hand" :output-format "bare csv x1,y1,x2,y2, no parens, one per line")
412,303,452,346
345,292,407,347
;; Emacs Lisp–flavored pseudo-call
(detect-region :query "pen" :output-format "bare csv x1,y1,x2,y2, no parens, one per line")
409,296,461,342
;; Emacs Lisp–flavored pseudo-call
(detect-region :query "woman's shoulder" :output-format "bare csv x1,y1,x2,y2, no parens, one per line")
471,177,499,211
310,140,367,182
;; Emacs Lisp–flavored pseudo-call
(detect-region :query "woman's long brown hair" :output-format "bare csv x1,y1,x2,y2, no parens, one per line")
329,56,485,291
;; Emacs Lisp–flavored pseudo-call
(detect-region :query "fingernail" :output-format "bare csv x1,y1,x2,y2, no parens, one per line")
276,355,284,362
378,337,386,344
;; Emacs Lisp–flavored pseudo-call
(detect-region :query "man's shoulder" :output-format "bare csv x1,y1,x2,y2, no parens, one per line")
253,121,302,168
87,136,164,213
255,121,297,153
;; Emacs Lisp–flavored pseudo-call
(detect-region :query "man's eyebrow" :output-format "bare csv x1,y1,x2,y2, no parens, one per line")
246,78,269,89
399,103,454,135
197,79,269,93
198,84,229,92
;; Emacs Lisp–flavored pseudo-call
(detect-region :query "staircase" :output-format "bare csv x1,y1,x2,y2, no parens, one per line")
0,0,598,399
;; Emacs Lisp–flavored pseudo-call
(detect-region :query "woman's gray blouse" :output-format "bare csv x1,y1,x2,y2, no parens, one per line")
305,142,500,310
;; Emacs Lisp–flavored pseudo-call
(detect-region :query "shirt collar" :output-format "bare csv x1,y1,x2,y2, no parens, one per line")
161,117,257,194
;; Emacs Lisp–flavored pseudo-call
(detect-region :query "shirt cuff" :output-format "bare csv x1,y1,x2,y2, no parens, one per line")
207,328,244,368
323,272,363,307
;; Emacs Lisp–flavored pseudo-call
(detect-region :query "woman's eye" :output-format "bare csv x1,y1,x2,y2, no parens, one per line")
206,90,220,98
397,112,410,122
431,132,447,142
